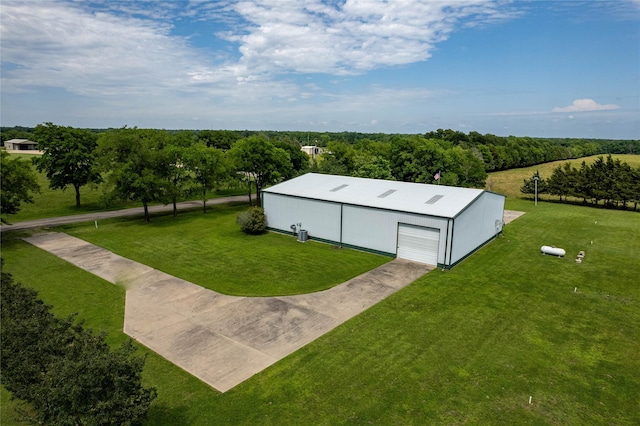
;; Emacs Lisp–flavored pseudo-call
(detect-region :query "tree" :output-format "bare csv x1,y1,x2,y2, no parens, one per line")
97,128,167,222
520,170,548,197
198,129,240,150
158,133,194,218
0,151,40,223
317,141,357,176
228,136,292,206
546,162,574,201
586,156,608,205
0,263,156,425
445,146,487,188
33,123,101,207
631,167,640,211
352,153,394,180
389,136,421,182
413,139,448,184
273,140,310,178
183,143,226,213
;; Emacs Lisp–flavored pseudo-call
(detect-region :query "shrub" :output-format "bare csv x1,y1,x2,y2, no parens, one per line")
237,206,267,234
0,262,157,425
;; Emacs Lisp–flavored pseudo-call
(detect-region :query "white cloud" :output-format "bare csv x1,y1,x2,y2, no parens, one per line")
0,1,512,111
0,1,208,95
225,0,519,75
0,0,523,130
552,99,620,113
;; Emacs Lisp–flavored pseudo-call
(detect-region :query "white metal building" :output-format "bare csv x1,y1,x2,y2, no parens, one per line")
262,173,506,268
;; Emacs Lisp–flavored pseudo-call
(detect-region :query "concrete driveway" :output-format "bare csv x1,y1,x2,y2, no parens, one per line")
24,232,433,392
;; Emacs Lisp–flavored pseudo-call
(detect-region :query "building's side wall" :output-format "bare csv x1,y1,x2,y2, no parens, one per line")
262,193,341,242
342,205,449,261
450,192,505,265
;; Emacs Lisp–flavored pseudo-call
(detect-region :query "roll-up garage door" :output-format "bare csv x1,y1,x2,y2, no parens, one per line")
397,224,439,265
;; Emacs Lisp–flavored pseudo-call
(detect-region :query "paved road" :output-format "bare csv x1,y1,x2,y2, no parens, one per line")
24,232,433,392
0,195,249,233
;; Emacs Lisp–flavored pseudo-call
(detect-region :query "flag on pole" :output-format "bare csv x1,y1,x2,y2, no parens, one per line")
434,171,440,181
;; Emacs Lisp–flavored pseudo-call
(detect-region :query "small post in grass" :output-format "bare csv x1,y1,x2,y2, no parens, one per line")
95,220,98,229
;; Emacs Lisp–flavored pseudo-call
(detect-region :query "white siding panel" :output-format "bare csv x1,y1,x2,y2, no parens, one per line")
263,193,341,242
342,205,447,260
397,224,439,265
450,192,505,264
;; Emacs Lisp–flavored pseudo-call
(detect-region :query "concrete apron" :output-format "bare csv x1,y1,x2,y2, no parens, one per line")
23,233,433,393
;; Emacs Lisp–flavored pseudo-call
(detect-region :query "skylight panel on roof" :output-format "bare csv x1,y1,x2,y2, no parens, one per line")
378,189,397,198
330,184,349,192
425,194,444,204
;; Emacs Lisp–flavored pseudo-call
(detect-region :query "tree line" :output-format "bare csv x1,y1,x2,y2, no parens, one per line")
1,261,156,425
521,155,640,210
2,124,639,223
1,124,312,222
4,125,638,170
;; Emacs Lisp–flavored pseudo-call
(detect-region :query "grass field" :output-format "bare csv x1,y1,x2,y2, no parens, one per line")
486,154,640,199
2,158,639,424
51,204,390,296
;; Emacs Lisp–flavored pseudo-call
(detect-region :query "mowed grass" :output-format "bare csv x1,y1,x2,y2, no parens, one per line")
2,198,639,424
49,204,389,296
486,154,640,199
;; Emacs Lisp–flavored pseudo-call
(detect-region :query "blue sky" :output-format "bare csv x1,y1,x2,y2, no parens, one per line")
1,0,638,139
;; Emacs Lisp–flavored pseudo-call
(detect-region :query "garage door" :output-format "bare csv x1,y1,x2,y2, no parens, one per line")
397,224,440,265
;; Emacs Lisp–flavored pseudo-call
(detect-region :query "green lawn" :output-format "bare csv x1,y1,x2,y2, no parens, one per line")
48,204,389,296
2,197,639,424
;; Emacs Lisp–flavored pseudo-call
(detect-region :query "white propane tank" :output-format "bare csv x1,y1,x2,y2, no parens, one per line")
541,246,566,257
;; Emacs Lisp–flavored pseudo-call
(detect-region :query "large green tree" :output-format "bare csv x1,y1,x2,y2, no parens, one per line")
445,145,487,188
0,151,40,223
228,136,292,206
97,128,167,222
183,142,226,213
159,133,194,217
0,263,156,425
273,139,310,178
33,122,101,207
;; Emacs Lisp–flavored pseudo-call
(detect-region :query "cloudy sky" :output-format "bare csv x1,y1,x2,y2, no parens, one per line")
1,0,638,138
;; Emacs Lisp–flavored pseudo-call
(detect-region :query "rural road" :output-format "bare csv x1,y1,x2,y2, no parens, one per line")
0,195,250,233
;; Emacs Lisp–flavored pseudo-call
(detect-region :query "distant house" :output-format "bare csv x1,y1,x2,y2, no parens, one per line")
4,139,39,151
300,145,322,159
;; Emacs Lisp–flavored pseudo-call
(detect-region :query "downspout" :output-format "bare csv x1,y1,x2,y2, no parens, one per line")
339,203,343,248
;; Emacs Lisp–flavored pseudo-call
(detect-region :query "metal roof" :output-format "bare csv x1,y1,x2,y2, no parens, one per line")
263,173,488,218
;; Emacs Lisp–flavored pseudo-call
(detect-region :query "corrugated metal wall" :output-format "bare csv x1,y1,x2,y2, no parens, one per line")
449,192,505,265
342,205,448,260
262,193,341,242
264,191,504,267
